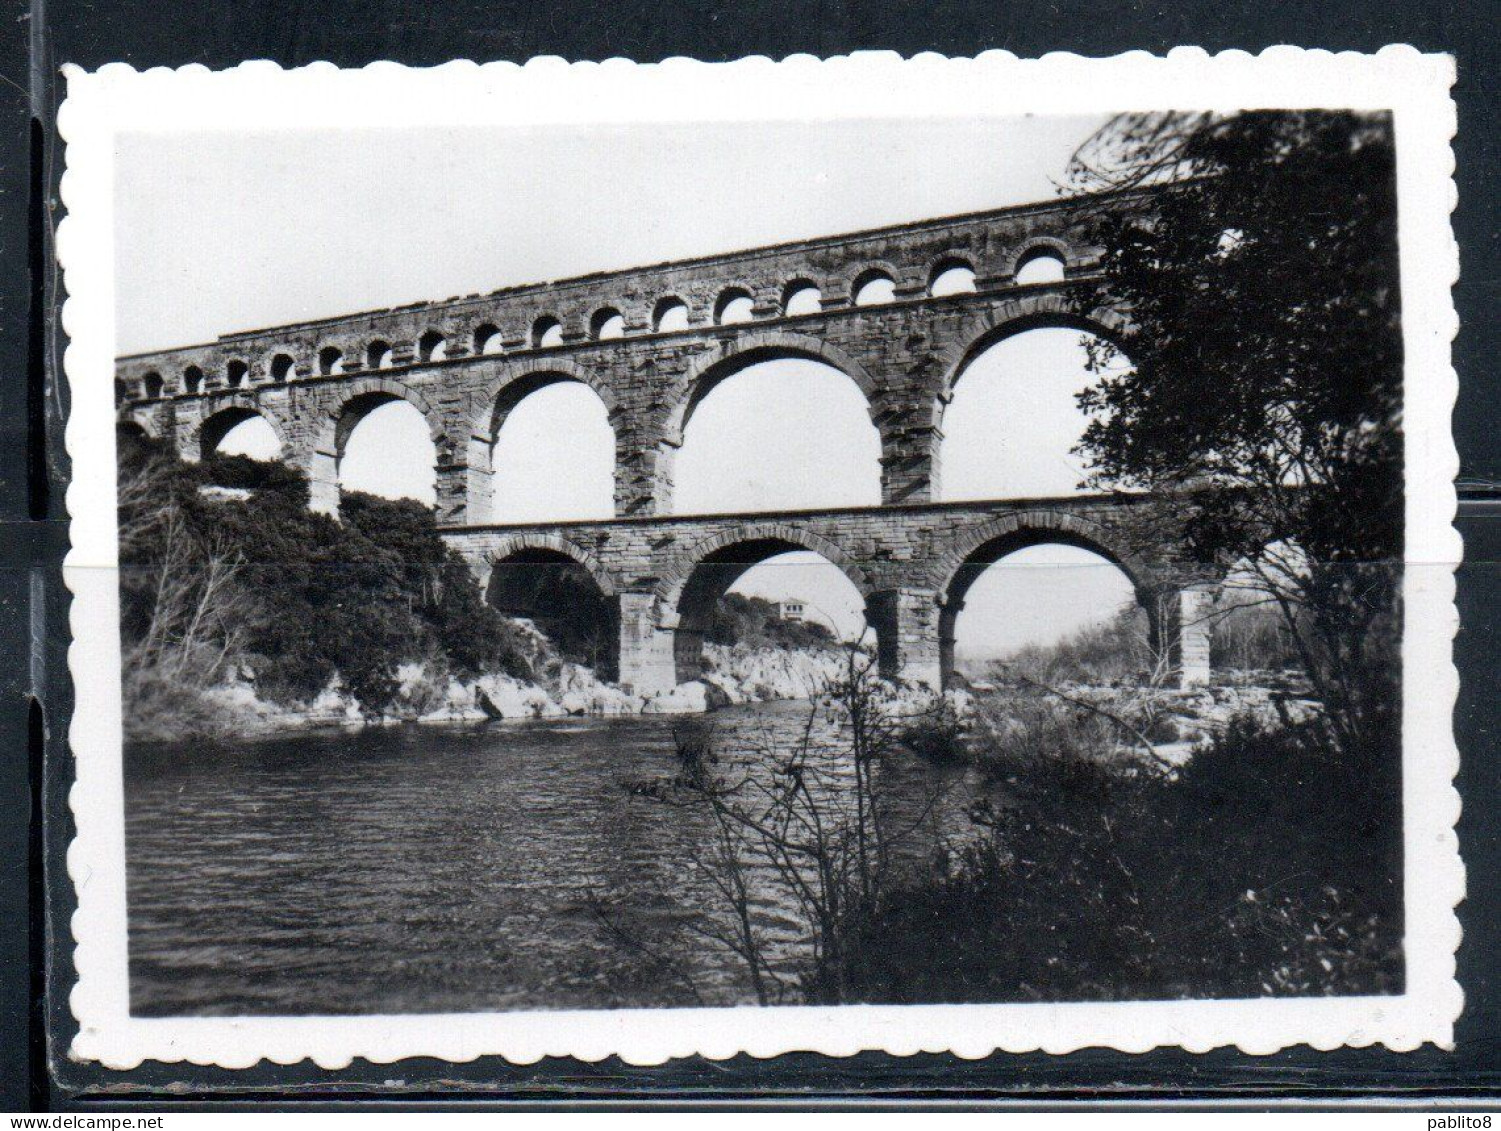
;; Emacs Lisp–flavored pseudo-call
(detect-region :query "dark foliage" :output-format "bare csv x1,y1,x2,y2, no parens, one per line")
830,717,1403,1003
487,551,618,678
898,699,970,764
706,592,837,651
1070,111,1404,764
118,438,531,716
1073,111,1403,562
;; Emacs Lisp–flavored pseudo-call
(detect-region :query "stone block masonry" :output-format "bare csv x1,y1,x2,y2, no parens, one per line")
116,185,1220,693
116,190,1150,523
442,497,1217,695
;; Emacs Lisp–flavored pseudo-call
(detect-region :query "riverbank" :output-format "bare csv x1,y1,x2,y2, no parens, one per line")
123,631,893,742
124,604,1312,747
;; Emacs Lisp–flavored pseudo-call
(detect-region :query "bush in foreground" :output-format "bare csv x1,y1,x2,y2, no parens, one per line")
828,717,1398,1003
825,717,1402,1003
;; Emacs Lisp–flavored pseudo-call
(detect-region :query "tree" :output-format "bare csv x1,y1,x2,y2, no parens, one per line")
1067,111,1404,765
607,649,947,1005
706,592,838,652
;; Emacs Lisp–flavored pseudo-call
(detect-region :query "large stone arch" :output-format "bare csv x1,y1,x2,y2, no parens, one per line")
655,521,873,685
663,330,881,448
926,509,1164,688
468,357,622,441
480,531,618,598
929,509,1157,599
115,416,158,466
117,409,160,440
189,396,291,461
655,331,883,516
655,521,874,610
463,358,622,524
309,377,445,515
933,295,1133,412
482,531,620,680
899,295,1132,504
318,376,445,454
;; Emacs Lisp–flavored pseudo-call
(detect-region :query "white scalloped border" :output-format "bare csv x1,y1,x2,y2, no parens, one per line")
58,46,1462,1071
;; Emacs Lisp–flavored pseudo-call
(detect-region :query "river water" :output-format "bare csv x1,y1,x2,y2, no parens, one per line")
124,700,986,1016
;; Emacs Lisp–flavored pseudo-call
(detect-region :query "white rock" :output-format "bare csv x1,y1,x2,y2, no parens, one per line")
700,643,853,702
643,681,713,714
472,674,563,719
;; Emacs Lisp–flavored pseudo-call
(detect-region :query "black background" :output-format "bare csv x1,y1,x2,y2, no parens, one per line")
3,0,1496,1109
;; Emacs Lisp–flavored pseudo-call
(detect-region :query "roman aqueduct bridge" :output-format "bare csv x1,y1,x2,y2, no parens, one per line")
116,188,1218,694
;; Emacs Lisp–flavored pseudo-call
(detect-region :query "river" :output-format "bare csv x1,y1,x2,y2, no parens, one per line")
124,699,988,1016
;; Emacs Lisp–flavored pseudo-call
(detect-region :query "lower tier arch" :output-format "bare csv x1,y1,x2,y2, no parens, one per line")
483,538,619,681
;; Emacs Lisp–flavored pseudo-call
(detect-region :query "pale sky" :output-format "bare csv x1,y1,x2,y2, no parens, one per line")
121,114,1138,659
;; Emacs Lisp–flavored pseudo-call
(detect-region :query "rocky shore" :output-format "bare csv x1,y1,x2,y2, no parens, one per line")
169,637,876,740
133,608,1313,747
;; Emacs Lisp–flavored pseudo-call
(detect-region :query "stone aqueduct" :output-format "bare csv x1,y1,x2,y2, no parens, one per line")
116,189,1217,694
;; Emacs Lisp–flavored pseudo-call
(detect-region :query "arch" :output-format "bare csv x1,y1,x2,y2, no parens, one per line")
591,307,625,340
268,353,295,383
366,340,393,370
183,365,204,395
657,524,873,685
418,329,447,362
113,379,129,407
929,510,1157,607
658,522,874,607
714,287,755,325
321,376,445,455
313,378,443,510
318,347,344,376
664,330,881,448
484,532,617,598
225,359,249,389
653,296,690,333
141,371,164,399
485,536,619,680
469,356,621,443
934,296,1132,410
928,256,977,297
781,279,822,317
473,360,618,523
1015,250,1066,286
532,316,563,348
928,510,1162,688
935,305,1132,502
473,323,503,355
1008,236,1073,282
851,267,897,306
196,401,290,461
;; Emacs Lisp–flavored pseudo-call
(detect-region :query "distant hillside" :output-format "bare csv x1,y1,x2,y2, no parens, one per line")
707,593,838,651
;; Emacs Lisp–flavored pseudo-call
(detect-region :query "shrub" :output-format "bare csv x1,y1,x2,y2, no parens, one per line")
1210,593,1304,672
827,717,1402,1003
994,603,1153,687
118,443,534,722
706,593,838,651
900,700,969,763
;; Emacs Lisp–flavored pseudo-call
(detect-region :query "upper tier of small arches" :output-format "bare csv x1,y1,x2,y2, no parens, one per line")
116,236,1083,402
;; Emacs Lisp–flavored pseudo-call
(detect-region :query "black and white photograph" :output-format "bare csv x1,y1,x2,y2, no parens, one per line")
61,50,1461,1064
